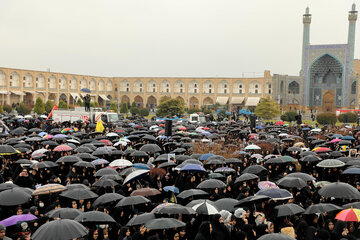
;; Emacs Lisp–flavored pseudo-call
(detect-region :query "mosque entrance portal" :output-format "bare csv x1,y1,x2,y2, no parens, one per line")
322,90,335,113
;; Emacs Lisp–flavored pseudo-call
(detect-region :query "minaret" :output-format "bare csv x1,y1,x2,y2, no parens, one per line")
348,3,357,74
300,7,311,76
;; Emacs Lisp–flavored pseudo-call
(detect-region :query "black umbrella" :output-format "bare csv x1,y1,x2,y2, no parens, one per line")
145,218,185,230
115,196,150,207
258,233,295,240
60,189,98,200
94,168,119,177
343,202,360,209
99,174,123,181
66,184,90,191
0,188,31,206
32,219,88,240
76,153,97,161
177,189,209,199
93,179,119,187
319,182,360,200
25,137,44,143
242,165,267,175
303,203,342,214
92,193,124,208
300,151,317,157
276,177,307,189
126,213,155,226
74,147,93,153
0,145,19,155
158,161,177,168
73,161,95,168
197,179,226,189
140,144,162,153
300,155,322,162
191,201,219,215
10,128,25,136
45,208,83,220
214,198,239,212
56,155,81,163
0,182,18,191
74,211,116,223
130,150,149,157
286,172,316,182
236,195,271,207
42,140,59,147
235,173,259,183
275,203,305,217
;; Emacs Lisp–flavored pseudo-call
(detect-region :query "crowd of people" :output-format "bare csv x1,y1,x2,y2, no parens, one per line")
0,115,360,240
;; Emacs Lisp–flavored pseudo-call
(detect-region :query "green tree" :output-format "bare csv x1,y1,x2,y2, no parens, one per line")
3,105,12,113
58,100,68,109
0,105,4,114
338,112,357,123
16,102,31,115
77,99,84,107
130,106,140,115
140,108,149,117
316,113,337,125
254,97,280,120
110,102,118,113
45,100,54,113
280,111,297,122
120,103,128,114
33,97,45,114
131,101,137,108
156,98,185,117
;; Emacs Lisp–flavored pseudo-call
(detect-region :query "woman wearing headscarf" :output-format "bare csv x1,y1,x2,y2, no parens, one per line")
194,221,212,240
210,214,231,240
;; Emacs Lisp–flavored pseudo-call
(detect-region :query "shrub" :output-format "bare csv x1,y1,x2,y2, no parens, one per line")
203,109,212,115
0,105,4,114
187,108,201,114
110,102,118,113
280,111,297,122
33,97,45,114
3,104,12,113
338,112,358,123
120,103,128,114
130,106,139,115
316,113,337,125
45,100,54,113
140,108,149,117
16,102,31,115
58,100,68,109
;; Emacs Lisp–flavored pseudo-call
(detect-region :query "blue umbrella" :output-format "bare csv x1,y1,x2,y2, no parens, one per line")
133,163,151,170
302,128,310,131
342,135,355,141
333,134,343,138
38,132,48,137
201,131,211,136
255,126,263,129
199,153,214,161
80,88,91,93
256,188,293,200
180,164,206,172
341,167,360,175
91,159,109,165
163,186,179,194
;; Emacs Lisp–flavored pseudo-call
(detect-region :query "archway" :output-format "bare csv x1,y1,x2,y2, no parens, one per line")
189,96,199,109
309,54,343,108
59,93,67,103
121,95,130,108
97,96,105,107
147,96,157,112
322,90,335,113
134,95,144,108
48,93,56,103
203,97,214,106
24,93,34,107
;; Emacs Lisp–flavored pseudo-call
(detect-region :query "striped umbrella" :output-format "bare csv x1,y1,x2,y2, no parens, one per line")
32,184,67,196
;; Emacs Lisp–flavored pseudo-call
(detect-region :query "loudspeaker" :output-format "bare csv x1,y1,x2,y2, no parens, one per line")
250,115,256,129
165,120,172,136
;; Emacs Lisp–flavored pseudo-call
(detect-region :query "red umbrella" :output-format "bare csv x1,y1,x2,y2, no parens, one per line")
131,188,161,197
150,168,166,178
313,147,332,153
53,145,73,152
99,139,113,146
275,121,285,125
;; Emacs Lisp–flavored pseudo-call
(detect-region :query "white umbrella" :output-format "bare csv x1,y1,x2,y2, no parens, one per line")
15,115,24,119
39,115,47,119
109,159,132,168
244,145,261,150
316,159,345,168
192,201,219,215
106,132,119,137
311,128,322,132
123,170,150,185
24,115,32,119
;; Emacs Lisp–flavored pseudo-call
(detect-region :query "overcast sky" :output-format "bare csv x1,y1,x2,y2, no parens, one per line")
0,0,359,77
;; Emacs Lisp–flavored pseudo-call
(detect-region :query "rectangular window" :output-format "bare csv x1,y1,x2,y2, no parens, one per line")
180,89,183,93
209,89,212,93
224,90,227,94
194,89,197,93
126,88,129,92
